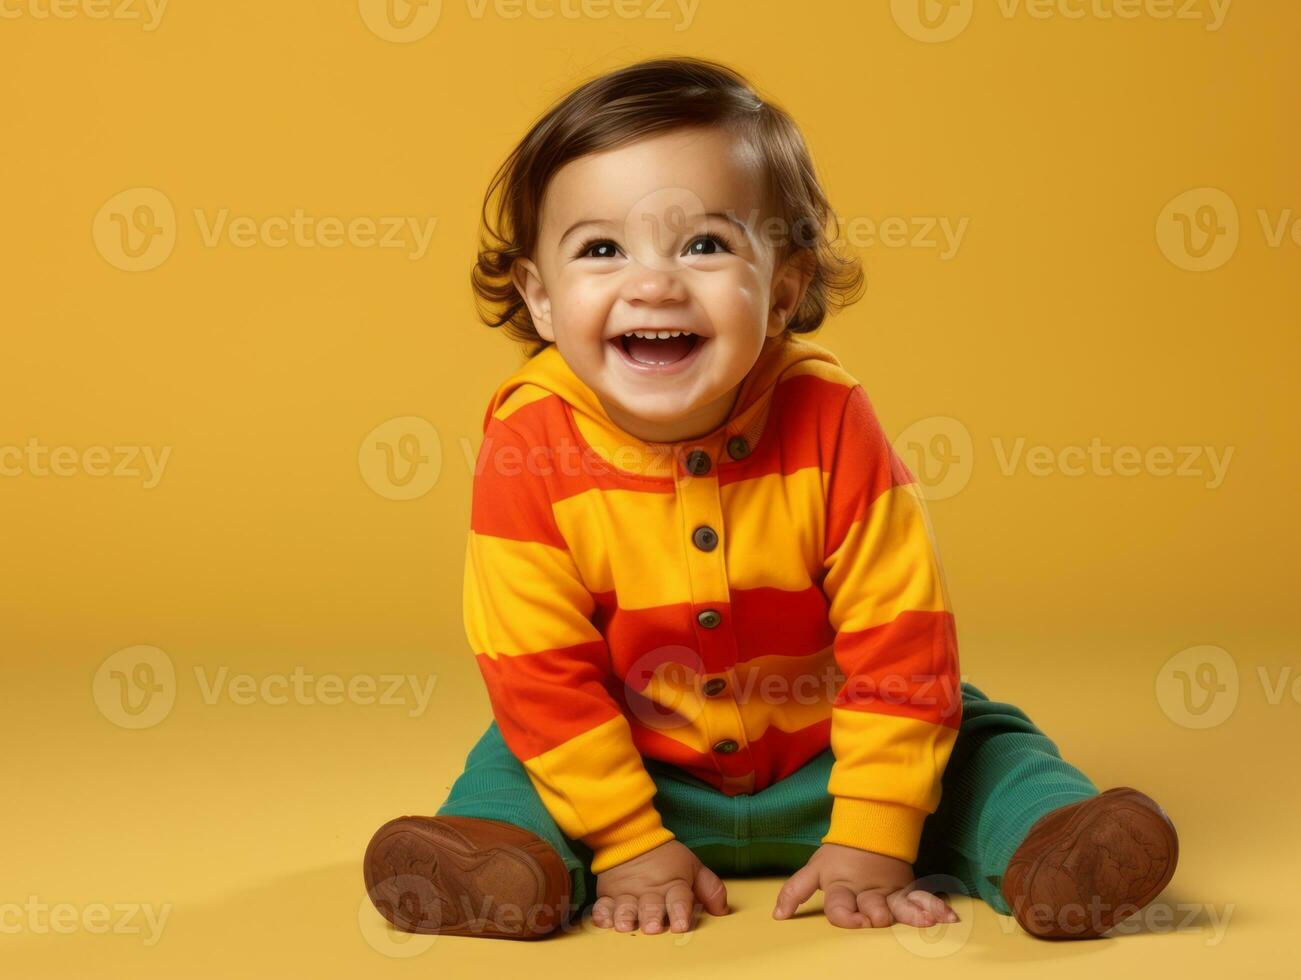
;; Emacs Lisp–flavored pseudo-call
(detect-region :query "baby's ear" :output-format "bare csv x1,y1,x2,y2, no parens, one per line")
770,249,814,330
510,256,554,341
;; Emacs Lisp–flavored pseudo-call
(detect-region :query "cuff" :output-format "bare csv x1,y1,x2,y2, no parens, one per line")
820,796,928,864
584,802,677,874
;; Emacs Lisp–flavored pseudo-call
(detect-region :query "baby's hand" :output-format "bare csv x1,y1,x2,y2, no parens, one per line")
592,839,730,934
772,843,959,929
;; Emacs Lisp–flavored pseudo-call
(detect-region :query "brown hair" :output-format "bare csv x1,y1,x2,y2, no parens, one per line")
471,56,865,359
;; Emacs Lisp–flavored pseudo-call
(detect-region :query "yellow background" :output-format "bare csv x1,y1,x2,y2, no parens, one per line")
1,0,1295,976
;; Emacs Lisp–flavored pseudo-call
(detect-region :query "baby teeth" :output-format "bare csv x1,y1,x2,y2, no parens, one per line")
623,329,692,339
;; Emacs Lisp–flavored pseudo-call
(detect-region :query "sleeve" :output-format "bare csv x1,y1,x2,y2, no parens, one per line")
817,384,962,864
462,415,676,873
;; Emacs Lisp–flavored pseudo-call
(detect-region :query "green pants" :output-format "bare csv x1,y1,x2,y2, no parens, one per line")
435,682,1099,916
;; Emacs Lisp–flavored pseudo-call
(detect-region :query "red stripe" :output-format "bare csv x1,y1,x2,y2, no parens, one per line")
474,642,621,760
592,586,836,678
716,373,848,488
622,712,834,794
469,418,569,548
823,385,915,558
730,586,836,663
498,374,856,499
831,610,961,728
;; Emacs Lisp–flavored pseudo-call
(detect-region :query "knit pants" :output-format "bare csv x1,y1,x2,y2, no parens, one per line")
434,682,1099,916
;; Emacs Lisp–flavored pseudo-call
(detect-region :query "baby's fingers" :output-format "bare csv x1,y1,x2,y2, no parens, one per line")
591,896,616,928
772,863,818,920
853,889,892,928
905,888,958,923
885,888,934,927
694,864,730,918
613,892,640,932
638,892,667,934
665,881,697,933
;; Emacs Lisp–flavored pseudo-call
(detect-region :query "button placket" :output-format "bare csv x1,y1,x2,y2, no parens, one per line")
675,436,750,770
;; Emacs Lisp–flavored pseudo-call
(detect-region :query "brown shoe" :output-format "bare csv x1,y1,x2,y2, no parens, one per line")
363,815,573,940
1001,787,1178,940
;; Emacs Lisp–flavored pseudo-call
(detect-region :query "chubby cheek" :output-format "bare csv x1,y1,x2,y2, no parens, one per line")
694,275,764,336
553,277,615,346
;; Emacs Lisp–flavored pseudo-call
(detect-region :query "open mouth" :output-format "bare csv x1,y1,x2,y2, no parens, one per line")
610,329,704,368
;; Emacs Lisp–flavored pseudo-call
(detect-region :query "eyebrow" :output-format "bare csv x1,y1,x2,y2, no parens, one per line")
558,210,751,247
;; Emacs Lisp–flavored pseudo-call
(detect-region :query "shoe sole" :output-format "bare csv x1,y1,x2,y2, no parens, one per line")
1003,787,1179,939
363,815,572,940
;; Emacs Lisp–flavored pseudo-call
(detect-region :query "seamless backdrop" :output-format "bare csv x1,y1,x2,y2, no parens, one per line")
1,1,1296,977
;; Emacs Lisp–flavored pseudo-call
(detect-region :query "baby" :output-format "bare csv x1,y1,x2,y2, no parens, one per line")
363,56,1178,941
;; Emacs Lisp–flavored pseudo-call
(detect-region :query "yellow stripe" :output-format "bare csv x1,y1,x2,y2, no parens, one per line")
720,467,824,592
553,486,729,607
463,531,599,658
489,383,553,425
823,797,929,863
822,482,951,634
520,713,674,872
826,707,958,812
732,647,837,739
620,647,839,753
554,466,827,608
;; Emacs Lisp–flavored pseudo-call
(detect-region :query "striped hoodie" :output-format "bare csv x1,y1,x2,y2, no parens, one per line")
463,331,961,873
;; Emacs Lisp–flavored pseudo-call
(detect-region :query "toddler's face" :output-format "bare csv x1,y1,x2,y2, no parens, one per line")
511,125,810,444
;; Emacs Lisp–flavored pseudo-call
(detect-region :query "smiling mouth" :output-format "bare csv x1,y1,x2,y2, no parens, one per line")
611,329,703,366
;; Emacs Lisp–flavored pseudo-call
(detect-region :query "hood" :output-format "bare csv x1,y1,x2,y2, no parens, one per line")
482,331,844,445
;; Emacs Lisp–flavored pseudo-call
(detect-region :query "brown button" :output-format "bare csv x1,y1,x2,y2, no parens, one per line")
692,525,718,551
697,609,722,629
702,677,727,697
684,449,711,476
727,436,751,460
713,738,739,754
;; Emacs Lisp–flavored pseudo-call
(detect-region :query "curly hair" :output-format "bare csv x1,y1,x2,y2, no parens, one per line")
471,56,865,359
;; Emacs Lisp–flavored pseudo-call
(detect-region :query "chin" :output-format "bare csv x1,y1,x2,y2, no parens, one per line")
610,394,696,424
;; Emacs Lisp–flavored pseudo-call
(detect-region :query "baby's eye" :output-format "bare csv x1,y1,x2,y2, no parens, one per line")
577,238,620,260
573,232,734,260
686,233,733,256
